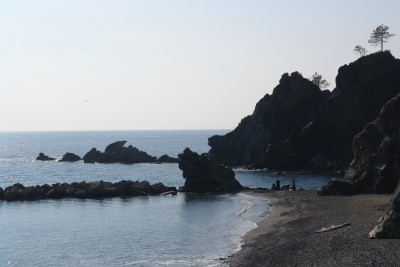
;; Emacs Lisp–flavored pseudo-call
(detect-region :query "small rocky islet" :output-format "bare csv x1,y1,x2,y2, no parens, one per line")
36,140,179,164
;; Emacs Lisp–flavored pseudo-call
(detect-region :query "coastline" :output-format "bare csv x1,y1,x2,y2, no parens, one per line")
229,190,400,267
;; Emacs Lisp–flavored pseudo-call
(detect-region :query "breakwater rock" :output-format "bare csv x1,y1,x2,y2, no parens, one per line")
178,148,243,193
0,180,177,201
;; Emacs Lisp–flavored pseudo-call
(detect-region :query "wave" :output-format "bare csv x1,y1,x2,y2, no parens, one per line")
236,199,253,217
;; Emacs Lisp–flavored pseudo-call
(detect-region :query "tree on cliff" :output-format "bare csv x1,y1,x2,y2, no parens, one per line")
368,24,395,51
354,45,367,57
311,72,330,89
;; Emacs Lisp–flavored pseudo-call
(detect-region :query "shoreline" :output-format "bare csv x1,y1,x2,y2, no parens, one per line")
229,190,400,266
240,191,300,243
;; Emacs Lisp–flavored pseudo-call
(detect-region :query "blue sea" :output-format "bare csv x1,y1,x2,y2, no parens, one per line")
0,130,333,266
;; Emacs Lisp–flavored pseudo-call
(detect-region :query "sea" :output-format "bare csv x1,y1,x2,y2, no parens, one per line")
0,130,334,266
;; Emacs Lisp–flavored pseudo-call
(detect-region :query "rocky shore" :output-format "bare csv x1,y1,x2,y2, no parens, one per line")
229,190,400,267
0,180,177,201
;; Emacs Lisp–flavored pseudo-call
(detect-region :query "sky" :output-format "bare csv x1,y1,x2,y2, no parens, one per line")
1,0,399,131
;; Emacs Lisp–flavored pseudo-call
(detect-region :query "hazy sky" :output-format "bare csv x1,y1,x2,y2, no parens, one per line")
1,0,399,131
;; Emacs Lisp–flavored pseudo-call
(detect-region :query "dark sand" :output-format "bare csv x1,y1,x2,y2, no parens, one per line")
228,190,400,267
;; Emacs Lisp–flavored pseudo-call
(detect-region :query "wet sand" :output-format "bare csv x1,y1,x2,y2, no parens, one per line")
229,190,400,267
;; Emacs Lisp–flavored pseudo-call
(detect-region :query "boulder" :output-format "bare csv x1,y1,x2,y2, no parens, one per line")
318,179,357,196
156,154,179,163
178,148,243,193
370,182,400,239
82,148,103,163
59,152,81,162
36,153,55,161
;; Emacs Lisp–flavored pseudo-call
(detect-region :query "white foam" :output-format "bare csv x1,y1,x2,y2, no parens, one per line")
236,199,253,216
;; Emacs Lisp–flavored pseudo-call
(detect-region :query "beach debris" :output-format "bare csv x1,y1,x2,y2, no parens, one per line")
315,223,351,233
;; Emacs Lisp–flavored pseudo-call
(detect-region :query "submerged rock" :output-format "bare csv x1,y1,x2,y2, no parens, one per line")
36,153,55,161
178,148,243,193
59,152,81,162
0,180,177,201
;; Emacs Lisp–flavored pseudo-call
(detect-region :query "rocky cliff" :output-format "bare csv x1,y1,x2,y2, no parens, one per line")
263,52,400,171
209,52,400,172
320,93,400,195
346,94,400,194
208,71,328,166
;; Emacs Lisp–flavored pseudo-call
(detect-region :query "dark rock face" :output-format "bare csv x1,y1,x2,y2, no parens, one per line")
59,152,81,162
36,153,55,161
264,52,400,171
82,141,157,164
346,94,400,194
209,52,400,172
0,180,177,201
178,148,243,193
370,182,400,239
156,154,179,163
320,94,400,195
208,72,328,166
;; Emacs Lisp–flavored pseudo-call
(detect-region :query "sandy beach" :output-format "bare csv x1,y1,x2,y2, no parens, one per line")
228,190,400,267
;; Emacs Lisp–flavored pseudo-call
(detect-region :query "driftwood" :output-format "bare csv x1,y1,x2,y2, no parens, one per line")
315,223,351,233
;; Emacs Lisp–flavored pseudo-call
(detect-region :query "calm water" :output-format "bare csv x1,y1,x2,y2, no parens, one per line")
0,131,333,266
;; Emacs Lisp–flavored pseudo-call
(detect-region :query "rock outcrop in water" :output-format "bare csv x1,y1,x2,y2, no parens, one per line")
59,152,81,162
320,93,400,195
36,141,178,165
82,141,157,164
178,148,243,193
0,180,177,201
156,154,179,163
209,52,400,172
36,153,55,161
